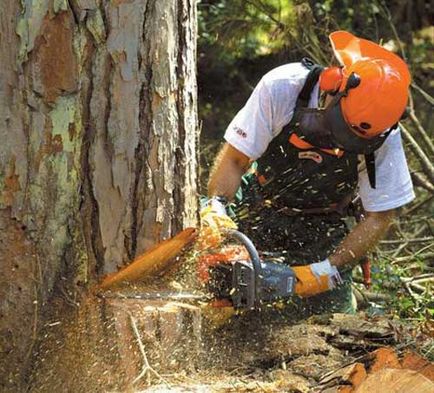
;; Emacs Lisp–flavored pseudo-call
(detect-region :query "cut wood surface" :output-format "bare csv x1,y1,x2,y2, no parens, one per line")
355,368,434,393
401,351,434,381
318,346,434,393
369,347,401,372
99,228,197,290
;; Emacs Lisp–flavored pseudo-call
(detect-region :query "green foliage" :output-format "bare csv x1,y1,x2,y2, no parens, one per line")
198,0,307,170
370,255,434,322
199,0,296,60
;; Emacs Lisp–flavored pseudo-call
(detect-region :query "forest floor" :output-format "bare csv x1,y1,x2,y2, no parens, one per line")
25,286,434,393
138,312,434,393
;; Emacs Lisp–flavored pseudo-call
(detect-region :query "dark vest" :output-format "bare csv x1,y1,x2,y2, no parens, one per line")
255,63,359,211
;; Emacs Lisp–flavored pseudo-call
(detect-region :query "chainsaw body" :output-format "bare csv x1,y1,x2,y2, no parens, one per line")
201,230,296,310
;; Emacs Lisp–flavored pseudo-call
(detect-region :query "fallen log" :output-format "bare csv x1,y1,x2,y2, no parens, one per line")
317,346,434,393
401,351,434,381
355,368,433,393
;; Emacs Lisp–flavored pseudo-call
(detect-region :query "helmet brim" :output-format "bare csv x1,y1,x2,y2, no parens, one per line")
329,31,410,86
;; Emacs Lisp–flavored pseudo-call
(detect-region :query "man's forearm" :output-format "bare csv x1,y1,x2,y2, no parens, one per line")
329,209,396,268
208,143,251,200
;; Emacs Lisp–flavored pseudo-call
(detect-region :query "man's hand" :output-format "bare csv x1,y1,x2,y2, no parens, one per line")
200,197,237,230
292,259,343,297
199,197,237,249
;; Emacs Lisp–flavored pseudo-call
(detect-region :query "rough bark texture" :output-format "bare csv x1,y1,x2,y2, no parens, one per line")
0,1,198,391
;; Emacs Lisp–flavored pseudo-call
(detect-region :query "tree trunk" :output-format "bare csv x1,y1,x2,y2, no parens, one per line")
0,0,198,391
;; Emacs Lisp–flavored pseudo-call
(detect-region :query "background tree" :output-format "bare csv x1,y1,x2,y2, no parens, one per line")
0,1,198,391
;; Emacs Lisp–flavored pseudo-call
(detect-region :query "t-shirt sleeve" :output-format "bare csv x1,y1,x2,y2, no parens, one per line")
224,79,275,160
358,128,415,212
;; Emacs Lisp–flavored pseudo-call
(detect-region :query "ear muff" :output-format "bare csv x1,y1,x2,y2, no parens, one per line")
319,67,343,94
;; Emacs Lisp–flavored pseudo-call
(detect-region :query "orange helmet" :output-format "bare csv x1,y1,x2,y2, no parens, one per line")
329,31,411,138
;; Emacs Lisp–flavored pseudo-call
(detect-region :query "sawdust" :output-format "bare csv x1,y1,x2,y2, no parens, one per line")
135,369,310,393
23,283,433,393
0,210,39,392
27,296,128,393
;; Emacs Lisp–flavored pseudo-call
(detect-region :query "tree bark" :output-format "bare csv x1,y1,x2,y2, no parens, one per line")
0,1,198,391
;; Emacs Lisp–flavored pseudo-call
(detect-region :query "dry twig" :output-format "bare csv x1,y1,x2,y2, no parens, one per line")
129,314,169,387
400,123,434,185
381,237,434,245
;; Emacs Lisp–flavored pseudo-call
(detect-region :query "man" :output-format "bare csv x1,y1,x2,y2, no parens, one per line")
201,31,415,316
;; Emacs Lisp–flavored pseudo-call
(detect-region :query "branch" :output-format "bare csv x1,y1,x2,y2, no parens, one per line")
376,1,434,159
401,275,433,293
409,274,434,284
247,0,329,65
245,0,284,29
400,123,434,185
376,0,407,61
411,172,434,193
402,281,422,300
352,284,391,309
408,111,434,158
392,251,434,265
411,82,434,106
380,237,434,245
405,194,434,215
129,315,169,387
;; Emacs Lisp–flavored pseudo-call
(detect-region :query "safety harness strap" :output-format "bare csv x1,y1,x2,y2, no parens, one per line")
363,124,396,189
364,153,376,189
296,58,324,108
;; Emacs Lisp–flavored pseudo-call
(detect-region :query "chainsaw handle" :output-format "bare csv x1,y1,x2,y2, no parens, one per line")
225,229,262,307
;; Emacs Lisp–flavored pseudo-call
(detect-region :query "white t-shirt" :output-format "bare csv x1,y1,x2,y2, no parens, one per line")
224,63,415,212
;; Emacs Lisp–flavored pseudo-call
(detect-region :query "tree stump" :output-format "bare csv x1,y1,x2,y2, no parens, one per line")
104,297,202,380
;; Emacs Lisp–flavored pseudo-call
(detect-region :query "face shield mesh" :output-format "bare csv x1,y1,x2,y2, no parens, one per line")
324,102,388,154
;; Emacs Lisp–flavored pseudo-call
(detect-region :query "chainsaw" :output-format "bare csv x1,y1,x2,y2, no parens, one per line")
98,228,296,309
198,229,297,310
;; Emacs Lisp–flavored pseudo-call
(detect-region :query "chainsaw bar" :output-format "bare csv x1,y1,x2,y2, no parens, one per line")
98,290,210,302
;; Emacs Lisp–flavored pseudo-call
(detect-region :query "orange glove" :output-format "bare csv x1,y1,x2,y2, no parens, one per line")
292,259,343,297
198,197,237,249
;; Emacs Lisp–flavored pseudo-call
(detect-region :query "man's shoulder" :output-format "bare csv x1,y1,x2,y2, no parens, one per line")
261,62,310,85
258,63,311,100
